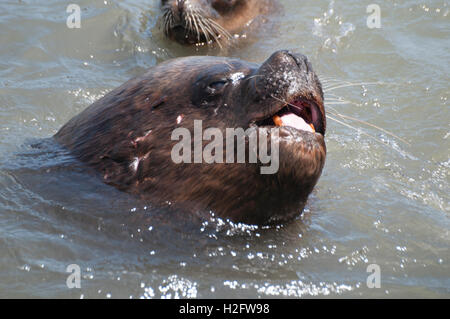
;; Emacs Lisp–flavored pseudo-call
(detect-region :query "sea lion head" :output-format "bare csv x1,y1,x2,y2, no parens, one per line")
55,50,326,225
160,0,264,46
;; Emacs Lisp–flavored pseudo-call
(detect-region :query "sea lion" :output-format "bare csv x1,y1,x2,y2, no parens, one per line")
160,0,275,46
55,50,326,225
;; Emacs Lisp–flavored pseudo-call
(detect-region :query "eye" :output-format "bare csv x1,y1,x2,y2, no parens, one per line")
208,80,228,92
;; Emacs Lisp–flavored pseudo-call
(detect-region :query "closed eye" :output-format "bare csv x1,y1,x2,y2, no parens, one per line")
208,80,228,91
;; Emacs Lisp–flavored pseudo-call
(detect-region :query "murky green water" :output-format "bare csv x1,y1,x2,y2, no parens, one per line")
0,0,448,298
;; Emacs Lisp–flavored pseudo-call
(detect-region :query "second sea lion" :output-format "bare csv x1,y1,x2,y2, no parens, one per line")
160,0,275,47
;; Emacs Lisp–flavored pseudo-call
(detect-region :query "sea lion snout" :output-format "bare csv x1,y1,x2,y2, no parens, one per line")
255,50,321,99
163,0,185,25
243,51,326,136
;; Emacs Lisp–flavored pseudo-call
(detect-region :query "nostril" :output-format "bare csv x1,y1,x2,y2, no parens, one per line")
169,0,185,24
177,0,185,12
287,52,310,73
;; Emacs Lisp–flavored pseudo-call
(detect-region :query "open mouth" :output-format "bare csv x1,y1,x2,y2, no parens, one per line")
255,98,324,135
169,26,208,44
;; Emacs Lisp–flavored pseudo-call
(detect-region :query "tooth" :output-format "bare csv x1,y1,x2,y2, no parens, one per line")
273,115,283,127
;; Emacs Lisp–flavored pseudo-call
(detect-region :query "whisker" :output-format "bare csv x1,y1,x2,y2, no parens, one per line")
201,19,222,48
205,23,225,48
321,79,346,85
207,19,232,40
243,74,264,82
193,9,209,44
326,102,352,105
191,13,201,43
270,95,407,151
318,75,340,81
164,12,171,36
197,19,211,43
210,30,224,49
319,76,341,83
161,8,170,35
324,81,386,92
325,92,347,98
325,98,349,102
186,12,193,35
205,18,233,43
326,114,383,142
324,97,360,107
325,114,407,154
326,108,410,145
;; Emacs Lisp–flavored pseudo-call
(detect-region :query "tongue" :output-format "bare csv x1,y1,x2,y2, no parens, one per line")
274,113,315,133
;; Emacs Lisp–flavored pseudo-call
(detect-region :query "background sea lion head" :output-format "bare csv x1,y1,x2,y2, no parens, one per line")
160,0,267,46
55,50,326,225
